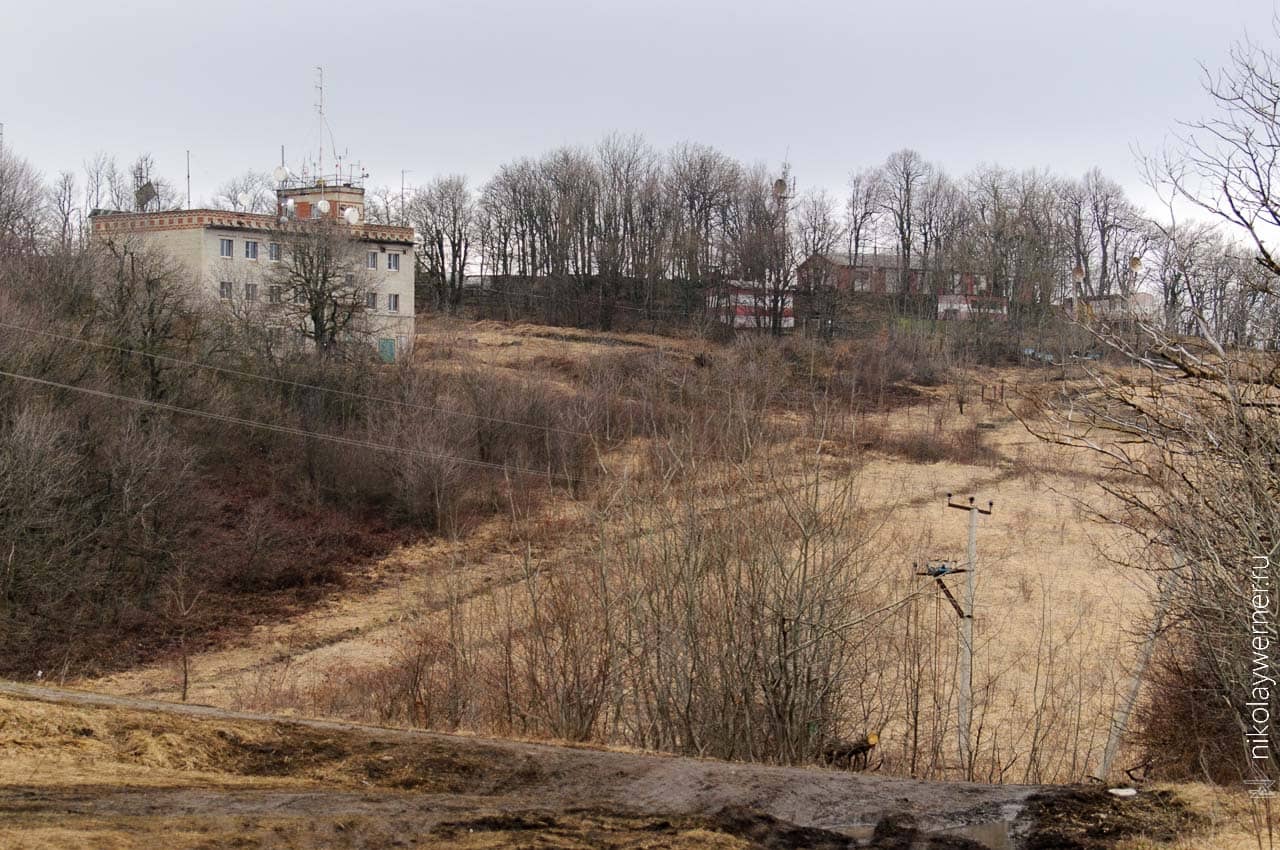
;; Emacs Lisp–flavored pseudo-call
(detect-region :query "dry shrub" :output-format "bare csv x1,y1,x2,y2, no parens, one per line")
880,430,951,464
829,330,945,404
864,423,997,466
227,661,306,715
945,423,999,465
1136,640,1253,784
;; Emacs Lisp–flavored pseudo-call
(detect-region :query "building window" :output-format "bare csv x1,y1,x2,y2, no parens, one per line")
344,273,356,288
387,293,400,313
294,290,307,305
268,285,282,304
244,283,258,302
267,327,284,346
219,238,233,258
219,281,232,300
387,253,400,271
366,251,378,269
366,292,377,309
245,240,259,260
268,242,281,261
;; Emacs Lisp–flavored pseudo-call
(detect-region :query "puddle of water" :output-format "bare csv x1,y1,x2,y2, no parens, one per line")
839,814,1016,849
940,819,1013,849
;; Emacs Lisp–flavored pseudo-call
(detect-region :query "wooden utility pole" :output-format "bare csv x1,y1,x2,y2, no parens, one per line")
947,493,992,778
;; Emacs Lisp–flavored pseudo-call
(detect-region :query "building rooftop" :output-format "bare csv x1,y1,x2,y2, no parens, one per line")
813,252,926,270
89,208,415,245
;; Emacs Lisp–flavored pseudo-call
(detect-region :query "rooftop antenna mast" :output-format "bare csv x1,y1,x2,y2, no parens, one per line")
314,66,325,185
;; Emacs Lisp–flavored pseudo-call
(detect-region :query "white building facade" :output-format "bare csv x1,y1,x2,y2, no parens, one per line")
90,180,415,362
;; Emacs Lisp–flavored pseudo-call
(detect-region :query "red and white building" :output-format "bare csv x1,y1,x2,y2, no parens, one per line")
706,283,795,329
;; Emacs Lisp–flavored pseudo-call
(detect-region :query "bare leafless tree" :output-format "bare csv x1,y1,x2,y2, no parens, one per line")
794,189,845,333
881,149,932,296
265,219,371,356
1156,28,1280,287
845,166,884,270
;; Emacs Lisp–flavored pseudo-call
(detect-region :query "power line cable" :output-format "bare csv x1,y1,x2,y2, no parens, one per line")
1,319,947,461
0,319,593,439
0,366,585,485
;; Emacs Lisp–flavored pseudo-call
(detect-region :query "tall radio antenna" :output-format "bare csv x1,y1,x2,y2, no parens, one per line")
314,66,325,184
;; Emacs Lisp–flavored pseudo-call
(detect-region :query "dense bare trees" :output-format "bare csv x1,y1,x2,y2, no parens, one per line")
410,175,475,311
722,164,793,335
425,134,1280,345
210,170,276,214
0,148,44,256
469,135,1267,339
95,237,199,401
1027,29,1280,784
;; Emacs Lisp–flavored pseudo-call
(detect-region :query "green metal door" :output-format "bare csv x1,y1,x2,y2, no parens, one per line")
378,338,396,363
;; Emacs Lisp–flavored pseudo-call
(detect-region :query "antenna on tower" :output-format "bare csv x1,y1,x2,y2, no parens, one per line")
314,66,325,186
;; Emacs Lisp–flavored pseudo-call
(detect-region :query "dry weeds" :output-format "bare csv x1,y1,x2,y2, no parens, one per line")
78,321,1155,786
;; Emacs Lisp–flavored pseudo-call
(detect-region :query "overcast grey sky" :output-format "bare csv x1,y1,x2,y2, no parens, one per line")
2,0,1274,209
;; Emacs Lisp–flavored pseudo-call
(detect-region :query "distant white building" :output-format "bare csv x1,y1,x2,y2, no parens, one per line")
937,293,1009,321
1061,292,1161,323
90,177,416,362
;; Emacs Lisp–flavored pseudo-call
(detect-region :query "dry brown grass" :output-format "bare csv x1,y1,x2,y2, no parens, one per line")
77,319,1157,786
1115,784,1272,850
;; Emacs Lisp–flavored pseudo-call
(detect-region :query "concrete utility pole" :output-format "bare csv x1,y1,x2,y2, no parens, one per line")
1096,555,1180,781
947,493,993,778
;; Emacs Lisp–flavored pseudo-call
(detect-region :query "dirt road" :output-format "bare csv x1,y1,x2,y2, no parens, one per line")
0,681,1047,848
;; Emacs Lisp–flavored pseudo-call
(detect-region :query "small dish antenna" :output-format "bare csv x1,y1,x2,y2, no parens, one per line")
317,199,331,214
237,192,250,207
343,207,360,225
273,166,288,183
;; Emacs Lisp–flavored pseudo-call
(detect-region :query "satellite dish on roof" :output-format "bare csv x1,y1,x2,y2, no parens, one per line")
344,207,360,225
317,199,331,214
273,166,288,183
134,180,158,211
237,192,250,207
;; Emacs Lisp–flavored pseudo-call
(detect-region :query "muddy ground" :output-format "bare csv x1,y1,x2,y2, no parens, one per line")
0,682,1207,849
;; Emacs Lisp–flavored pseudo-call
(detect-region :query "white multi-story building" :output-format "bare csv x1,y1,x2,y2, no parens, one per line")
90,178,415,362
